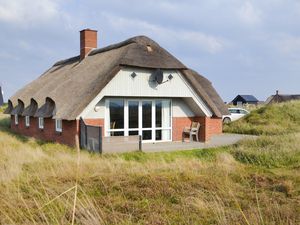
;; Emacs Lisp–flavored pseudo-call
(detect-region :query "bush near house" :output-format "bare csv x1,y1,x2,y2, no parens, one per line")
0,103,299,224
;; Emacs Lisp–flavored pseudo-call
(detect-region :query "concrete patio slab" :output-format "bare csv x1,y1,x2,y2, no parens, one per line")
142,133,256,152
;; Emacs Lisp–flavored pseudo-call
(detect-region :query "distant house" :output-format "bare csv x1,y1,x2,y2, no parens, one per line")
266,91,300,104
5,29,228,148
0,86,3,106
231,95,259,106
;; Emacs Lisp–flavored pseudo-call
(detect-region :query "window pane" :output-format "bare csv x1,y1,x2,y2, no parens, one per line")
109,100,124,129
129,130,139,136
157,100,171,128
110,131,124,136
156,101,162,127
142,101,152,128
156,129,171,141
128,101,139,129
162,129,171,140
142,130,152,140
155,130,161,140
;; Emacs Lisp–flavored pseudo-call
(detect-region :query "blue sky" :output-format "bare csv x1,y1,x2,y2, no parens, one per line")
0,0,299,102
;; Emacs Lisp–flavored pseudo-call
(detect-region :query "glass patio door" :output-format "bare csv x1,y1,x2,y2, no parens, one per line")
107,99,171,142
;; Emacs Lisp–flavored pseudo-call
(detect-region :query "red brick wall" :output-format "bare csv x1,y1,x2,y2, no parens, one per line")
10,115,222,146
11,115,78,147
172,116,223,142
205,117,223,139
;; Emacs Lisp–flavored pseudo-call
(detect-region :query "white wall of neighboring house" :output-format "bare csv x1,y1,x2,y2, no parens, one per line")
79,68,212,119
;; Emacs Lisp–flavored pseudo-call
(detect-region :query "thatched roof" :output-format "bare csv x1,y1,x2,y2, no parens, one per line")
7,36,228,119
266,94,300,104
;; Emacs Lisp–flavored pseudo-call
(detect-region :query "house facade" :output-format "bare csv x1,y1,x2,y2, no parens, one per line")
266,91,300,104
231,95,259,106
5,29,228,147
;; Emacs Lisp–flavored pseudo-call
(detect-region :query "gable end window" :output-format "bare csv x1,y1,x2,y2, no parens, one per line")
38,117,44,129
15,115,18,125
55,119,62,132
25,116,30,127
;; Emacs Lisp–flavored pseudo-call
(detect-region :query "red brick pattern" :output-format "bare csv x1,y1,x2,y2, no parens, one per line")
11,115,79,147
172,116,222,142
205,117,223,139
80,29,97,60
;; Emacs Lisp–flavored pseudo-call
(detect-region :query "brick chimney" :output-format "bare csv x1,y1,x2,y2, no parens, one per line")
80,29,97,60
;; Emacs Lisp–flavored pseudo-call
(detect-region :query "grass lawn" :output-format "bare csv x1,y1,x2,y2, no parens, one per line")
0,102,299,224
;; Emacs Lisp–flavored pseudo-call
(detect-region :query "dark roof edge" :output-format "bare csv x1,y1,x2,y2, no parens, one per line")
53,55,80,67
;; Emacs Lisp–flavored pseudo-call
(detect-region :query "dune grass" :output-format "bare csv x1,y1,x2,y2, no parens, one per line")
0,104,299,224
224,101,300,135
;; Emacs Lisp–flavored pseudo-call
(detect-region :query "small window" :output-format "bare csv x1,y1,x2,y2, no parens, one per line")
55,119,62,132
15,115,18,125
25,116,30,127
39,117,44,129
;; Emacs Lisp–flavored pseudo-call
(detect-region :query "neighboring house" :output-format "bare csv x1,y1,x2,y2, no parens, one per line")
5,29,228,147
231,95,259,106
266,91,300,104
0,86,3,106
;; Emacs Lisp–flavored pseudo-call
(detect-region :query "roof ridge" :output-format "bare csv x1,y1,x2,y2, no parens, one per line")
89,35,156,56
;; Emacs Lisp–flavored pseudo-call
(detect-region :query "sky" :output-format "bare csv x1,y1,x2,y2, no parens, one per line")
0,0,299,103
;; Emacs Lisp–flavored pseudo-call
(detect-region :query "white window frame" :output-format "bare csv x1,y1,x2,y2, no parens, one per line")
25,116,30,127
105,98,172,142
15,115,18,125
55,119,62,132
38,117,44,129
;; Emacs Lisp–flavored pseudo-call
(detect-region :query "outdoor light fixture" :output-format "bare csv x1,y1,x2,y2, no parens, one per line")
94,106,101,112
168,74,173,80
131,72,137,78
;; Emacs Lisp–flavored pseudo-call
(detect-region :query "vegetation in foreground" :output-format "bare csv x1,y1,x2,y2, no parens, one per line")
0,103,299,224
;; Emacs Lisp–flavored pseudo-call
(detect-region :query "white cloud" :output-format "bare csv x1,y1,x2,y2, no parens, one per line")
237,1,262,25
0,0,60,26
103,13,227,54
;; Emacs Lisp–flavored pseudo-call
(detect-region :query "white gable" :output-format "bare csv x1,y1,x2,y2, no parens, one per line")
78,68,212,118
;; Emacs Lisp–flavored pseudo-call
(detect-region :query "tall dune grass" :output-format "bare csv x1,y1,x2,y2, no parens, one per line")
0,105,299,224
224,101,300,135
